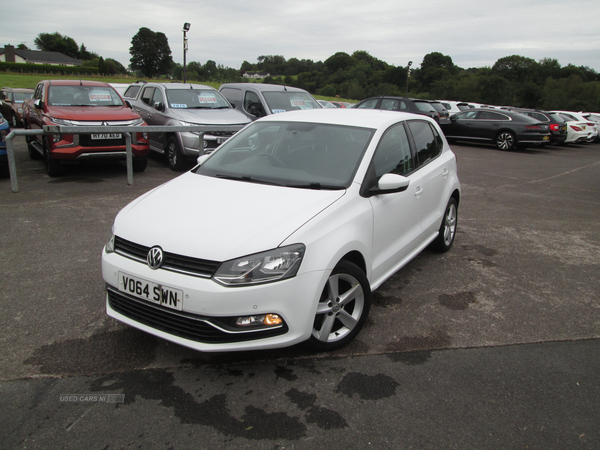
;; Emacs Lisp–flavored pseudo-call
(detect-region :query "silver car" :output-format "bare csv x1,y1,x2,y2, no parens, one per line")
123,82,251,171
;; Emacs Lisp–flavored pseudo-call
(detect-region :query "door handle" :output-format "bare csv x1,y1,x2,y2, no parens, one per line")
442,168,449,178
415,187,423,197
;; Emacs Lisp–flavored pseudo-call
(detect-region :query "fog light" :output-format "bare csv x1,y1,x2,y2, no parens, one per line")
53,134,61,143
236,314,282,327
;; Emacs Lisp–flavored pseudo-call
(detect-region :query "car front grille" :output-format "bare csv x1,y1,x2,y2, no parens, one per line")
114,236,220,278
107,287,288,344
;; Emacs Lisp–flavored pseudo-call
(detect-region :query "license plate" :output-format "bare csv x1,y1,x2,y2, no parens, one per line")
118,272,183,310
92,133,122,140
543,136,550,140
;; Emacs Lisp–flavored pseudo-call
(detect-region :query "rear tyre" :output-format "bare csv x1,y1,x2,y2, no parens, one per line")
166,136,187,171
305,260,371,352
432,197,458,252
496,131,516,150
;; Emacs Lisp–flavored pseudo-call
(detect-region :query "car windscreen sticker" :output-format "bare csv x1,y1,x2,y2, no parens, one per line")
272,109,286,114
171,104,187,108
291,99,306,107
89,90,112,102
198,95,217,104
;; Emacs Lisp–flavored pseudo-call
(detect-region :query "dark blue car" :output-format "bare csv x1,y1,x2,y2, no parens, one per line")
0,113,10,176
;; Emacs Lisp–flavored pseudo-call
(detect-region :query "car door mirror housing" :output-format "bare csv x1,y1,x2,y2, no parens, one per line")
378,173,410,192
154,102,164,112
196,154,210,166
34,99,44,109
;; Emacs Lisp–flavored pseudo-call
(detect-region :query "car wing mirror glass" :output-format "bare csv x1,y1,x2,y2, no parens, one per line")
34,99,43,109
154,102,164,112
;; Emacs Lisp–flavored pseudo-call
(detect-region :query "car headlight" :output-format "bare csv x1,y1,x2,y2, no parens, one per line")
213,244,305,286
180,120,199,127
49,117,74,126
105,225,116,253
131,118,145,126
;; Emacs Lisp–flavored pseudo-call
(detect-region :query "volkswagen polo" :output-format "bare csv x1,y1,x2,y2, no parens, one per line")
102,109,461,352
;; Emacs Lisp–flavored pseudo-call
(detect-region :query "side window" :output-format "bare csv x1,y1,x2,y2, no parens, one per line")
356,98,379,109
531,112,548,122
372,123,413,177
0,91,5,101
35,84,44,100
398,101,408,111
244,91,264,116
123,85,141,99
408,121,441,168
140,87,155,106
152,88,164,106
220,88,242,106
380,99,398,111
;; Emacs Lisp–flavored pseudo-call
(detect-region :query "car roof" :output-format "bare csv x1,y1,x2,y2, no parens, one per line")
220,83,311,93
44,80,112,87
2,87,34,92
144,82,215,91
254,108,435,129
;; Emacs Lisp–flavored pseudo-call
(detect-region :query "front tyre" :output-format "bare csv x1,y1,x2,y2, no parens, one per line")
305,260,371,352
496,131,516,150
166,136,187,171
132,156,148,172
43,137,66,177
432,197,458,252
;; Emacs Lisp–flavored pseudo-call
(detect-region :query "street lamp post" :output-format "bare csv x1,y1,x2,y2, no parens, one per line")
183,22,191,83
405,61,412,97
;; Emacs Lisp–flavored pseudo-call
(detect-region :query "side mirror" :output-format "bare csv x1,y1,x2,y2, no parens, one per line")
34,99,44,110
154,102,164,112
377,173,410,192
124,100,132,109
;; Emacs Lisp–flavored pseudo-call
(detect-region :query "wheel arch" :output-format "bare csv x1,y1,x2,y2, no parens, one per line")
338,250,367,276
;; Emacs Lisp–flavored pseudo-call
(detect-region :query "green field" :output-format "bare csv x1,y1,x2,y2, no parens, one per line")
0,72,354,103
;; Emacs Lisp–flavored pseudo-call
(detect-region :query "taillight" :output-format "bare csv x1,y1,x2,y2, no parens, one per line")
525,125,542,130
571,125,583,132
549,124,559,131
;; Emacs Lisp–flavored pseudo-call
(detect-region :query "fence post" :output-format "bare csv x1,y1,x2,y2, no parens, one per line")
125,132,133,186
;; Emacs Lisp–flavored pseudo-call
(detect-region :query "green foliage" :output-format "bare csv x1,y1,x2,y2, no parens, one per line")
129,27,174,78
34,32,79,59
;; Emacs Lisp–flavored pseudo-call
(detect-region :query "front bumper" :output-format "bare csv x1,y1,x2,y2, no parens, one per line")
50,133,149,160
102,249,327,352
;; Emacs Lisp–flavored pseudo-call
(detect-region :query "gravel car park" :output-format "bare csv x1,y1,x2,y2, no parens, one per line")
102,109,460,352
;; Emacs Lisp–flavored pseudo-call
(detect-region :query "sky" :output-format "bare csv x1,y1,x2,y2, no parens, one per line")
4,0,600,72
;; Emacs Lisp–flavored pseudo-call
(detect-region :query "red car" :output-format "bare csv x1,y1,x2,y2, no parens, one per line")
23,80,149,176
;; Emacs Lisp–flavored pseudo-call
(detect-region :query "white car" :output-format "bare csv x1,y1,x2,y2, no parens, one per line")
551,111,598,143
102,109,461,352
552,113,594,144
437,100,474,115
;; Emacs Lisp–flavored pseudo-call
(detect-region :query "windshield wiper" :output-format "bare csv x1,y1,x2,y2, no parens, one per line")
286,182,345,190
215,174,282,186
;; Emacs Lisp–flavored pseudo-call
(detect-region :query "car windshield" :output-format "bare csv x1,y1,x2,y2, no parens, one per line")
262,92,320,113
48,85,124,107
13,92,33,103
194,121,374,189
166,89,230,109
430,103,446,112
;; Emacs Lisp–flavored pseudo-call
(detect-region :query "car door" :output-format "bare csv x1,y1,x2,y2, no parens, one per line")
369,122,427,285
147,87,168,148
442,110,478,138
471,111,505,141
406,120,453,235
28,83,46,136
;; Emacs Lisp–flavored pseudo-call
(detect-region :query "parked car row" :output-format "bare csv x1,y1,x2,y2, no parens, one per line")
0,112,9,176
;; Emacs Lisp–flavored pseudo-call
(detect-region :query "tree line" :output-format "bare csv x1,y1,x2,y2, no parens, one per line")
24,29,600,111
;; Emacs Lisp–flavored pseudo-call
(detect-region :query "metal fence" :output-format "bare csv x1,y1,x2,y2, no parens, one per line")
4,124,242,193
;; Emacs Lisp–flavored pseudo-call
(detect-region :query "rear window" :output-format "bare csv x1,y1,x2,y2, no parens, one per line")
414,101,436,113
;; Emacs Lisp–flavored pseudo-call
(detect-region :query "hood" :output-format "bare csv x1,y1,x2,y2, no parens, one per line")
46,105,141,121
115,172,345,261
169,108,251,126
